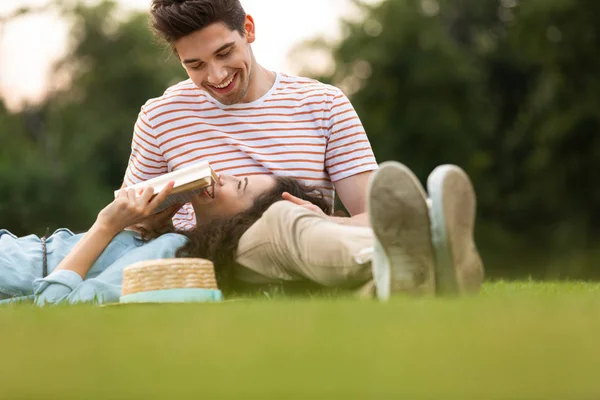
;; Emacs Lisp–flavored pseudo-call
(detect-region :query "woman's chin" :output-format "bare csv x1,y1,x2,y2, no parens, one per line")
191,199,216,219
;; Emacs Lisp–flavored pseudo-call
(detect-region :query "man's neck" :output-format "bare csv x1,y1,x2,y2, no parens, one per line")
242,63,277,103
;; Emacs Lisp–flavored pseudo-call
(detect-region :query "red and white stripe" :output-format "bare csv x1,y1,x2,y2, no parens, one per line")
123,73,377,230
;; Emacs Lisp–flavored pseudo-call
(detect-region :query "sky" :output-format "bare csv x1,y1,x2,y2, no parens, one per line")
0,0,375,111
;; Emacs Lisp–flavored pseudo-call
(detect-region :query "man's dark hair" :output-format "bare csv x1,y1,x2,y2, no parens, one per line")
150,0,246,44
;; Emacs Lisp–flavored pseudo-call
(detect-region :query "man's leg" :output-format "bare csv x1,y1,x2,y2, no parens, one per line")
368,162,484,297
428,165,484,294
235,201,375,289
235,163,483,298
368,162,437,300
235,164,439,298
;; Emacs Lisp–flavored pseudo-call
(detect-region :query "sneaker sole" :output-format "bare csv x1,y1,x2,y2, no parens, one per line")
368,162,436,300
427,165,484,295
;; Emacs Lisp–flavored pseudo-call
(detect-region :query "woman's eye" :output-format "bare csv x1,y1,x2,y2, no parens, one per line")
237,181,241,190
191,63,204,70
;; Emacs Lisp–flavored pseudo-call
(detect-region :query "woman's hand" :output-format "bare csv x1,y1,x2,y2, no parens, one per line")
96,181,175,235
51,182,175,280
127,203,183,238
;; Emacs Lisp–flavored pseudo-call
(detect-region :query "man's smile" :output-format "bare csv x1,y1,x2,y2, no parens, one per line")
206,72,238,94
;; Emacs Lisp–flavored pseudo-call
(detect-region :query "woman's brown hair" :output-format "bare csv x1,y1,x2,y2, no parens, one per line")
175,176,332,290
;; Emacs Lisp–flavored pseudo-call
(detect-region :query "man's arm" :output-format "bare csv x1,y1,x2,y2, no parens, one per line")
323,86,378,226
328,170,374,226
284,86,378,227
333,170,373,215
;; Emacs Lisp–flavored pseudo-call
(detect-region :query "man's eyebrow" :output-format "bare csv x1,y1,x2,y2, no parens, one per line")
243,177,248,192
182,42,236,64
214,42,235,55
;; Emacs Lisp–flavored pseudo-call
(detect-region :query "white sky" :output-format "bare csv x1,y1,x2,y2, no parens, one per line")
0,0,375,111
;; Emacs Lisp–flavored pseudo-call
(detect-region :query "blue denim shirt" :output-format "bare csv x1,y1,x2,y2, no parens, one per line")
0,228,189,306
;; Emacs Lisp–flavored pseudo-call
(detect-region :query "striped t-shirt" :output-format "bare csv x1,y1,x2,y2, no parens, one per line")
123,73,378,230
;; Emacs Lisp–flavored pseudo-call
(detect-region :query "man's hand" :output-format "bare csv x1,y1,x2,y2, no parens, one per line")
282,192,326,215
282,192,370,227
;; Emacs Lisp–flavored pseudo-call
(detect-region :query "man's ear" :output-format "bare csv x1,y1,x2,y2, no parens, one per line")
244,15,256,43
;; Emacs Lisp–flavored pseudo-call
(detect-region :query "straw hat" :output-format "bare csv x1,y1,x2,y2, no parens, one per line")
120,258,223,303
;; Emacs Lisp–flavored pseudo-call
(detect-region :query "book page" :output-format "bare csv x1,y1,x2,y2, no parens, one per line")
151,187,209,215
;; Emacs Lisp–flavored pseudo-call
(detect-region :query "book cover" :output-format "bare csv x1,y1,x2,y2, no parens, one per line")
115,161,218,214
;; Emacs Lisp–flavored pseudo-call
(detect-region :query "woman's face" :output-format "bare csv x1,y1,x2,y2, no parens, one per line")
191,174,276,220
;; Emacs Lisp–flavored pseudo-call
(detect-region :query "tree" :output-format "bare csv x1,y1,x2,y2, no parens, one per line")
0,1,186,235
299,0,600,278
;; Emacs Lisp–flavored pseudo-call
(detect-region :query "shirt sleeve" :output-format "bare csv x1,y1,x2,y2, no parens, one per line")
122,107,169,187
33,234,189,306
325,88,378,182
32,270,83,305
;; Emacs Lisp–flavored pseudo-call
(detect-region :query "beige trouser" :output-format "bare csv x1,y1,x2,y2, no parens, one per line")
234,201,375,290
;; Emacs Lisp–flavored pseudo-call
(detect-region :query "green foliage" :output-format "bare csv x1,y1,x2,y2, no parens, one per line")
304,0,600,277
0,1,186,235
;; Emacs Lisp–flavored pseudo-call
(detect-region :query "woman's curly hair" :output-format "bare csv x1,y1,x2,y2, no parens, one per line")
175,176,331,290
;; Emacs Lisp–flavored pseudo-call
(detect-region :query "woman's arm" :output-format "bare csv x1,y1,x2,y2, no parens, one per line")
53,182,175,279
34,233,188,306
53,223,121,279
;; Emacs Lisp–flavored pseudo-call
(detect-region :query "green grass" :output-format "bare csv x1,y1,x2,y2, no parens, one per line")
2,281,600,399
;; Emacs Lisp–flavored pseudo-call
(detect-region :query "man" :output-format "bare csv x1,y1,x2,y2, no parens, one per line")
125,0,375,232
123,0,483,297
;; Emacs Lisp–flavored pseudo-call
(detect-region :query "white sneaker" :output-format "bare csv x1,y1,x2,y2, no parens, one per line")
427,165,484,295
368,162,436,301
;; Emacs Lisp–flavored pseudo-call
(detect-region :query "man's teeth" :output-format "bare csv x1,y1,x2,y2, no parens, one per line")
213,74,235,89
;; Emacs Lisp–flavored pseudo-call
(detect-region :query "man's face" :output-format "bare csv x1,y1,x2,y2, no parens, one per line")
175,17,255,105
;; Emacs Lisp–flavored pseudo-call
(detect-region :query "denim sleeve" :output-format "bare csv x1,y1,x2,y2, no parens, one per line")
33,233,189,306
32,270,83,305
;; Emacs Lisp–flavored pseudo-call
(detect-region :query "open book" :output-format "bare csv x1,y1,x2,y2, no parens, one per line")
115,161,218,215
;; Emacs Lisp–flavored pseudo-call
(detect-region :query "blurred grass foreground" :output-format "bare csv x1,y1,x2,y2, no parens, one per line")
2,282,600,398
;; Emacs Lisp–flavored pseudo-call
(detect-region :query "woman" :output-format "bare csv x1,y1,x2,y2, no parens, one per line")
0,173,329,306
